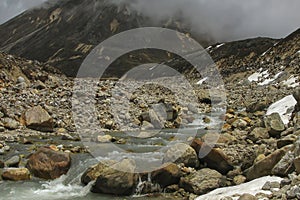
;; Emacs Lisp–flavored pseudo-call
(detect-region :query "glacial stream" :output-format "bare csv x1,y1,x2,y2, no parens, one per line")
0,114,223,200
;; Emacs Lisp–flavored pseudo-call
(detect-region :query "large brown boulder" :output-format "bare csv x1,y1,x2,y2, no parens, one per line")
26,147,71,179
24,105,53,132
151,163,181,188
89,159,138,195
2,168,31,181
191,139,233,174
81,160,117,185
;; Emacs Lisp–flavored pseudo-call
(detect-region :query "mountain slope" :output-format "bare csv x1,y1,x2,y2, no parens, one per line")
0,0,212,77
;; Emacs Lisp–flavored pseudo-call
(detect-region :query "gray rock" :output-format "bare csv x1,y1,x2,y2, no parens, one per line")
264,113,286,137
5,155,20,168
272,151,294,176
163,143,199,168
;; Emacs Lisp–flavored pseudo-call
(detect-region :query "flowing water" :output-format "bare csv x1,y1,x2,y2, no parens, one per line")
0,114,223,200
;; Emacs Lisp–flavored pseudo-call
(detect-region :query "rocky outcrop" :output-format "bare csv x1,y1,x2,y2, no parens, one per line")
26,147,71,180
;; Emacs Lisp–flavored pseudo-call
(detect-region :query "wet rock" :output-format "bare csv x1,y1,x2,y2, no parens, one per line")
24,106,53,132
91,159,138,195
97,135,113,143
5,155,20,167
2,118,19,130
245,148,287,180
2,168,30,181
81,160,117,185
191,139,233,174
151,163,181,188
163,143,199,168
26,147,71,179
179,168,224,195
264,113,286,137
238,194,258,200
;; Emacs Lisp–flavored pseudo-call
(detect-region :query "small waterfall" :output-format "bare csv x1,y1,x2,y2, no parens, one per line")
133,173,162,197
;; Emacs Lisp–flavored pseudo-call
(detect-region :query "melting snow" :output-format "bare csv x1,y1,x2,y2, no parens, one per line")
248,70,269,82
258,72,283,86
197,77,208,85
283,76,300,88
196,176,282,200
216,43,225,48
266,95,297,125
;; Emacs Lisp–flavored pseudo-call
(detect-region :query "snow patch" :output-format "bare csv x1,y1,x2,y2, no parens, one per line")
283,76,299,88
216,43,225,48
196,176,282,200
266,95,297,125
248,70,269,83
197,77,208,85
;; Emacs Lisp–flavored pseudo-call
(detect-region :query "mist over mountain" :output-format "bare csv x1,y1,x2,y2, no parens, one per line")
113,0,300,42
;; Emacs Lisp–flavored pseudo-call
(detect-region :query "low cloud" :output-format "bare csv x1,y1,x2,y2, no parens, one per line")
0,0,46,24
114,0,300,42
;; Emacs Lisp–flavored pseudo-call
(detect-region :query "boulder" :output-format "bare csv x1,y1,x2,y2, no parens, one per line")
97,135,113,143
272,151,294,176
81,160,117,185
191,139,233,174
5,155,20,167
2,168,30,181
163,143,199,168
26,147,71,179
2,118,19,130
264,113,285,137
248,127,269,142
91,159,138,195
151,163,181,188
179,168,224,195
245,148,287,180
24,106,53,132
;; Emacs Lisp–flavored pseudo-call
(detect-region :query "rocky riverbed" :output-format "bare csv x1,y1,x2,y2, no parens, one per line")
0,43,300,199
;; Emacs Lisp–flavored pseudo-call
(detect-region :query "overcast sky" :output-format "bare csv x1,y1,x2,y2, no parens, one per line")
1,0,300,42
0,0,46,24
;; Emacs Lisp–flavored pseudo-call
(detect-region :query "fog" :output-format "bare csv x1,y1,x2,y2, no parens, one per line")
114,0,300,41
